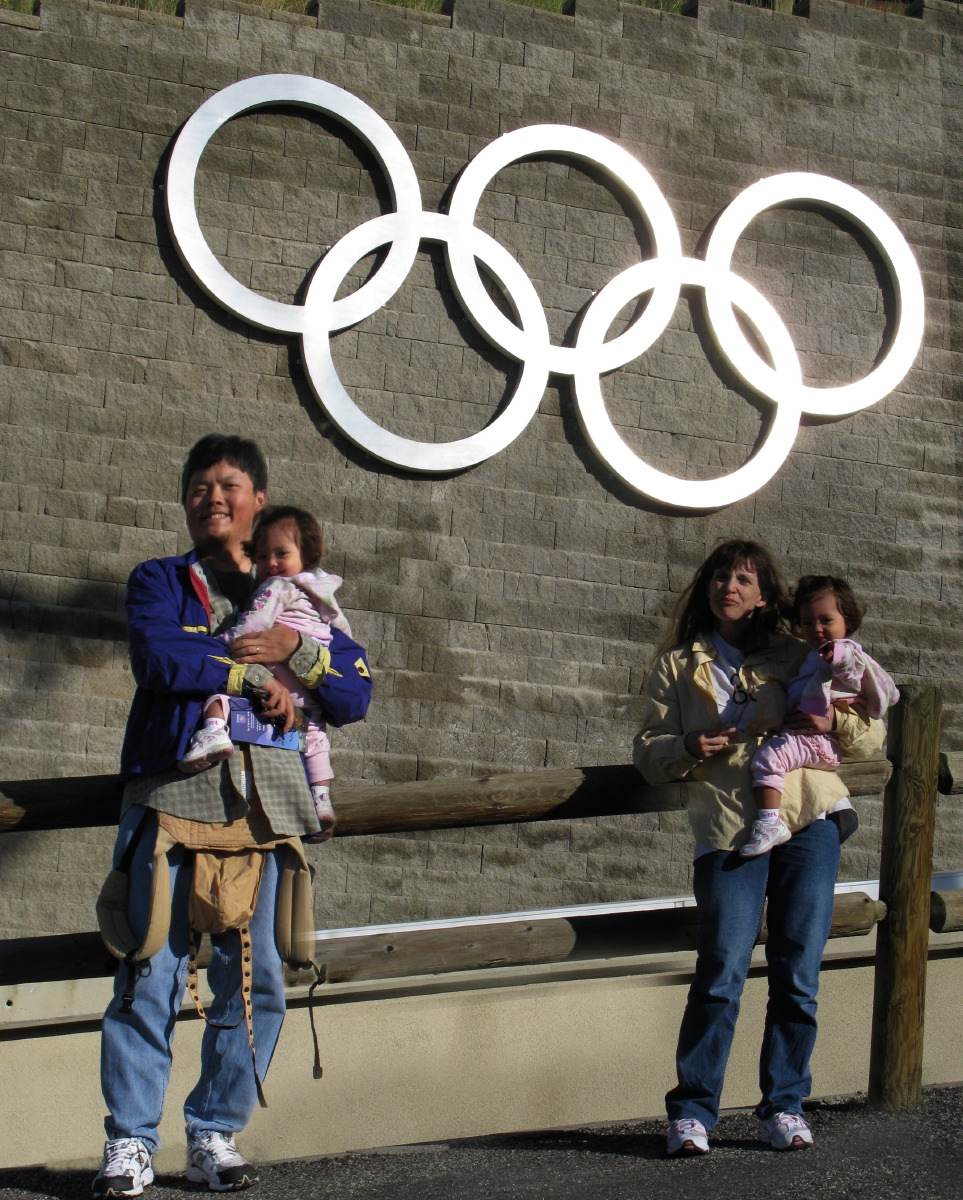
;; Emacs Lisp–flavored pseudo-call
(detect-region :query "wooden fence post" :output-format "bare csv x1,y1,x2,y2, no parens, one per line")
868,685,942,1110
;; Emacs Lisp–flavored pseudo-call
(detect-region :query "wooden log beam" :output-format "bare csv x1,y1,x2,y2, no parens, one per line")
0,892,886,988
317,919,578,984
930,889,963,934
0,758,892,837
757,891,887,945
333,767,681,835
0,932,118,986
0,775,122,834
869,686,942,1112
823,891,888,941
0,923,579,987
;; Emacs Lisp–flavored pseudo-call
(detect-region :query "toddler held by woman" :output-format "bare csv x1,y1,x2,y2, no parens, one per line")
742,575,898,858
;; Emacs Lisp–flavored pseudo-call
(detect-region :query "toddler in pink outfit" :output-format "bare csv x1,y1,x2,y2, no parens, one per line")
741,574,898,858
179,505,351,843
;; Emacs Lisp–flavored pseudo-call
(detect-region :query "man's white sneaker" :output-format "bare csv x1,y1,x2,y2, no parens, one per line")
92,1138,154,1197
178,727,234,774
739,818,792,858
186,1130,258,1191
759,1111,814,1150
666,1117,710,1156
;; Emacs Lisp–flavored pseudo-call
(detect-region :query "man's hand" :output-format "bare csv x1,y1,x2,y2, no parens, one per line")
257,676,295,733
684,727,737,759
784,708,834,735
232,626,299,665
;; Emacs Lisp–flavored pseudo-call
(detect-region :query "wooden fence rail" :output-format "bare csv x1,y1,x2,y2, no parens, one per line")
0,890,889,990
0,759,892,838
0,686,951,1113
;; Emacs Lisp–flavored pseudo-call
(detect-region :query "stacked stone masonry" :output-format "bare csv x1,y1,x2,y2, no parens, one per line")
0,0,961,936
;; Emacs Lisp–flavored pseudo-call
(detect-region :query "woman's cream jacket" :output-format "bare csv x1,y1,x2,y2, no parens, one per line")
632,632,885,851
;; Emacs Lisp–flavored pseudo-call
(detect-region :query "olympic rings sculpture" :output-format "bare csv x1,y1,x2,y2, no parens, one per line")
165,74,925,510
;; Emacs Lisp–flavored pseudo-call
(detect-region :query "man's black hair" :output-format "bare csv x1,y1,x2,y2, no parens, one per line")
180,434,268,503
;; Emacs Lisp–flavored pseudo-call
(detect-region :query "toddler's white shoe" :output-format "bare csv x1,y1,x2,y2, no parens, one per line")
739,818,792,858
178,727,234,774
303,790,336,844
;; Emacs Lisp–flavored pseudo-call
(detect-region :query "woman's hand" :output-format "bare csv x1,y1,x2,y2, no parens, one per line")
256,676,296,733
232,626,299,666
784,707,835,735
685,727,737,759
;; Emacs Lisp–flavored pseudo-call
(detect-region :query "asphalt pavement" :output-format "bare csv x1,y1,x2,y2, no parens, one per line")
3,1085,963,1200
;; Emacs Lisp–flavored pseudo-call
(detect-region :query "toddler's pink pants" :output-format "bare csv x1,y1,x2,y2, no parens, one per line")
751,731,838,793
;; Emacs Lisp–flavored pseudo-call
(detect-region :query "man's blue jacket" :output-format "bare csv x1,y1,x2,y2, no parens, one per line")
120,550,238,777
120,550,372,779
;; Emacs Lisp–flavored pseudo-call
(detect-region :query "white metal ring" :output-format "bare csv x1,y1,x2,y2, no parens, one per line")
574,256,804,509
300,211,550,472
165,74,422,335
446,124,683,377
704,172,925,418
164,76,926,508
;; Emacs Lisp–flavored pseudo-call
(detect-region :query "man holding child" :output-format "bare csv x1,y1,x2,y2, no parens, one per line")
95,435,335,1196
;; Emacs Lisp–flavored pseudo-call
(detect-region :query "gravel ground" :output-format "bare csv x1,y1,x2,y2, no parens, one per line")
3,1086,963,1200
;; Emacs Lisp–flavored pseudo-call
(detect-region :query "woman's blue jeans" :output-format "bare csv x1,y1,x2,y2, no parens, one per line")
666,818,841,1129
100,807,287,1153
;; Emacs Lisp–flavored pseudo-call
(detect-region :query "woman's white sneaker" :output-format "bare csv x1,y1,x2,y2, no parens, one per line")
666,1117,710,1156
759,1111,814,1150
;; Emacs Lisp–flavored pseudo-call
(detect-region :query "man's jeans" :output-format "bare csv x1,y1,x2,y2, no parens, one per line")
666,818,841,1129
101,807,287,1153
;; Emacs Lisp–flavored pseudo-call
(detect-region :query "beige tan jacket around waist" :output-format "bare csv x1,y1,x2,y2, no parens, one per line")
632,633,886,851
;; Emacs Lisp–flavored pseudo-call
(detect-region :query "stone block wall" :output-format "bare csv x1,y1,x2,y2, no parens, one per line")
0,0,961,936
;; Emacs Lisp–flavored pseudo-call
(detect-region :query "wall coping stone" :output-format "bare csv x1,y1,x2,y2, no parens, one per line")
1,0,936,44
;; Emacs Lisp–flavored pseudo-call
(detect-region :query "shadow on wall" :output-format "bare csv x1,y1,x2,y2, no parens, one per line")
0,582,127,643
0,577,129,848
0,582,129,934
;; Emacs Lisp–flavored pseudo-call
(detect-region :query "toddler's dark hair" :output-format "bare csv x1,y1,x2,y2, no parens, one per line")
792,575,864,636
247,506,324,571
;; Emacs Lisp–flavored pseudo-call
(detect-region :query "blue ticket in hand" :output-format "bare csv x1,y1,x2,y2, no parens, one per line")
228,697,307,752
